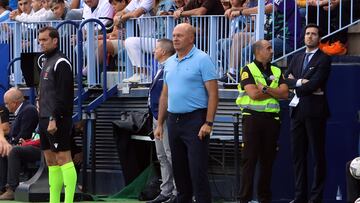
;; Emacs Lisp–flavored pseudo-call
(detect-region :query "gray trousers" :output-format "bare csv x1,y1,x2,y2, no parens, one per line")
153,118,177,196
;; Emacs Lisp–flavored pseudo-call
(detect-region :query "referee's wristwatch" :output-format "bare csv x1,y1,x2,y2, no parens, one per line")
49,116,55,121
205,121,213,127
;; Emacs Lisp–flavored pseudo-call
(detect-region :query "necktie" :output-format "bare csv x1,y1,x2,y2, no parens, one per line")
302,53,311,72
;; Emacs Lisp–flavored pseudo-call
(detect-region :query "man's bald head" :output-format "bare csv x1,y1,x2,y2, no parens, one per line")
172,23,196,54
252,40,273,64
4,88,24,113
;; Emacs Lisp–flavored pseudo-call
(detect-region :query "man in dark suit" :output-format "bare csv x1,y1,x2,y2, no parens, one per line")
1,87,38,193
285,24,331,203
147,39,177,203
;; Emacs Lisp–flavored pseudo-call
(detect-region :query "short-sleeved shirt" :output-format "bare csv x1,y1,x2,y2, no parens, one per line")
125,0,153,16
125,0,155,37
0,10,10,23
164,46,218,113
266,0,302,48
240,60,285,89
83,0,114,28
183,0,224,15
0,105,9,123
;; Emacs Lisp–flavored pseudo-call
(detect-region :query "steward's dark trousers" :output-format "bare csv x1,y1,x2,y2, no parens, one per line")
346,161,360,203
239,113,280,203
167,109,211,203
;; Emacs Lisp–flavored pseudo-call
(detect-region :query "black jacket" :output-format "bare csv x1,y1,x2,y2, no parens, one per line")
9,101,39,144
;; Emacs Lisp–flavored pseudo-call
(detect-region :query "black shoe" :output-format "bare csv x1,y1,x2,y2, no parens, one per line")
218,73,229,82
163,194,176,203
146,194,170,203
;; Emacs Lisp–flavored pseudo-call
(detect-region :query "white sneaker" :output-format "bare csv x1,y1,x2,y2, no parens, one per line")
123,74,141,83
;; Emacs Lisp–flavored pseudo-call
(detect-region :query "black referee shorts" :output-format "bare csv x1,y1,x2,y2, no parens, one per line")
39,116,73,152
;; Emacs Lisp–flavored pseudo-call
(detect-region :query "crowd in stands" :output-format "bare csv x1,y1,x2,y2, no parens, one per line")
0,0,359,83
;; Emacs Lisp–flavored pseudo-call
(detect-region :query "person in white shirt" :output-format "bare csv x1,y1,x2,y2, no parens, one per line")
10,0,55,22
120,0,154,83
82,0,114,28
9,0,33,20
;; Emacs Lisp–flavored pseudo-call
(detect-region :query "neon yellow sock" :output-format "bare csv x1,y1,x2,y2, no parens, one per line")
48,166,63,203
61,162,77,203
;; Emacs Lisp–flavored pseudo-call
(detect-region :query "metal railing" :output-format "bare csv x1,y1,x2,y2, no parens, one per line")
1,0,359,87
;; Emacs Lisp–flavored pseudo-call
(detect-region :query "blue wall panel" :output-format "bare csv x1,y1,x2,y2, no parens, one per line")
0,44,9,105
271,64,360,202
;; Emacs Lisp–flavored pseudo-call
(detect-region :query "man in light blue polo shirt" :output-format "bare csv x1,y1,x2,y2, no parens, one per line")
154,23,219,203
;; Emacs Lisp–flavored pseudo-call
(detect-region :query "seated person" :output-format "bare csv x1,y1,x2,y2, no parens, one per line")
50,0,83,20
9,0,33,21
305,0,358,55
1,88,38,193
0,131,41,200
217,0,249,82
173,0,224,18
0,105,10,136
123,0,175,83
231,0,302,67
82,0,114,30
0,0,11,22
10,0,55,22
96,0,129,67
81,0,114,77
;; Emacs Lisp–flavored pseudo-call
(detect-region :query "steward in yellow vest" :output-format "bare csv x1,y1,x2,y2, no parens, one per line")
236,40,288,203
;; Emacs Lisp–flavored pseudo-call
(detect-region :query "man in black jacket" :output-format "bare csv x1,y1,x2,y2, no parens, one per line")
37,26,76,203
286,24,331,203
1,88,38,195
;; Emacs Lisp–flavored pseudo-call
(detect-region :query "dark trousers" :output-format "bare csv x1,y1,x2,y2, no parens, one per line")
290,116,326,203
239,114,280,203
346,161,360,203
7,146,41,190
167,109,211,203
0,156,7,191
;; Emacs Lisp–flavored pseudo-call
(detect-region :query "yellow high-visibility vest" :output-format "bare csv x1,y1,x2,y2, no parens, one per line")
236,62,281,113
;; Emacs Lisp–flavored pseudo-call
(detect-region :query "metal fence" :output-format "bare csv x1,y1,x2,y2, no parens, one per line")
0,0,359,87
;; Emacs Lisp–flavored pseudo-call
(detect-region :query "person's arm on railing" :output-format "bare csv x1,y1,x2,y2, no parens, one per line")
120,7,146,22
241,3,274,16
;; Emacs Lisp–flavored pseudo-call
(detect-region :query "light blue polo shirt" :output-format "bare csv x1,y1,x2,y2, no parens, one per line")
164,46,217,113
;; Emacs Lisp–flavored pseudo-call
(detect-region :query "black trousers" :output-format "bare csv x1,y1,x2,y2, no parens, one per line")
167,109,211,203
346,161,360,203
239,113,280,203
7,146,41,190
290,116,327,203
0,156,7,191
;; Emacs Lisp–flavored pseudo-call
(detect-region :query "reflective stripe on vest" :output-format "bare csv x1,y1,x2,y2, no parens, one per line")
236,62,281,113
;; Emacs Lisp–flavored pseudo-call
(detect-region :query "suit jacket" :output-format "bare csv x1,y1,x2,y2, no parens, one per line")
9,101,39,144
285,49,331,119
149,68,164,120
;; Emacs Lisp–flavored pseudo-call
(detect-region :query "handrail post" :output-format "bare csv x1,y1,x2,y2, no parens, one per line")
90,110,97,194
125,20,135,78
233,113,240,201
256,0,264,41
82,110,89,193
13,23,22,85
